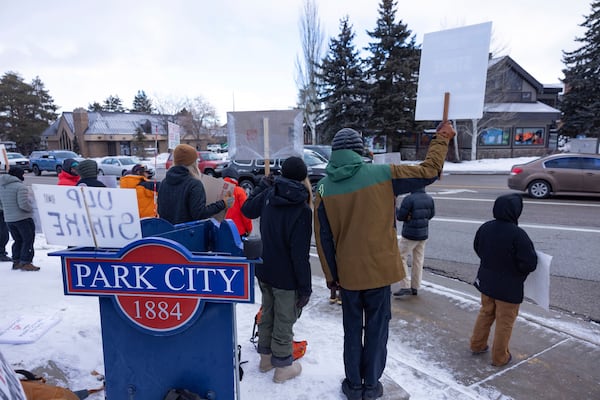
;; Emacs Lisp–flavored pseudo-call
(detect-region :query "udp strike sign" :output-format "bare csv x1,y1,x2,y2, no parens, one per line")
53,237,253,334
32,184,142,248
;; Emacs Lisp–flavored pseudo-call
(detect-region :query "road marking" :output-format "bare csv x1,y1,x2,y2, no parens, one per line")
432,196,600,208
432,217,600,233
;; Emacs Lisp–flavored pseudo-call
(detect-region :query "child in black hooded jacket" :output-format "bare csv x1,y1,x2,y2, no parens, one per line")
470,193,537,367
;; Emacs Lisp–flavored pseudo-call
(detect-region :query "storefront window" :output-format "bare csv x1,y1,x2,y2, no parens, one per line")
398,132,417,146
514,128,545,145
420,131,435,146
479,128,510,146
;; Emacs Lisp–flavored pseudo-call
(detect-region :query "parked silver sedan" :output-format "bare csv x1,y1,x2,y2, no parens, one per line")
97,156,155,177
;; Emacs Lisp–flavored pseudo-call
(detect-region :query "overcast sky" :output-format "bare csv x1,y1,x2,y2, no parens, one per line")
0,0,591,122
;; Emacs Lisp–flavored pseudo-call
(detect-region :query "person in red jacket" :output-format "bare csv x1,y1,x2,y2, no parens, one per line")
220,166,252,237
57,159,80,186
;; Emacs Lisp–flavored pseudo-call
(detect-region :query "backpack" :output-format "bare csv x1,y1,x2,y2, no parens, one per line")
251,307,307,360
16,369,104,400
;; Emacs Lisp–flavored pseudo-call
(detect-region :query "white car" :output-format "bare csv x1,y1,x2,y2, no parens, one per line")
97,156,155,177
2,152,31,172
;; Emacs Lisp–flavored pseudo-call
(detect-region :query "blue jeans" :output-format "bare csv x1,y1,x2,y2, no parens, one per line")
0,211,9,255
7,218,35,263
341,285,391,389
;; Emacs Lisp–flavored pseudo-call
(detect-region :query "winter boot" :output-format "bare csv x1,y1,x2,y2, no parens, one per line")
0,254,12,262
12,261,21,270
273,361,301,383
363,381,383,400
259,354,274,372
18,263,40,271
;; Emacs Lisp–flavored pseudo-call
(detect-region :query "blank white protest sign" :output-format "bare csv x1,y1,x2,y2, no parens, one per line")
415,22,492,121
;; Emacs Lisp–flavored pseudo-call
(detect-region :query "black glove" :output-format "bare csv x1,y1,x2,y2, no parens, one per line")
260,174,276,187
296,294,310,309
326,281,339,290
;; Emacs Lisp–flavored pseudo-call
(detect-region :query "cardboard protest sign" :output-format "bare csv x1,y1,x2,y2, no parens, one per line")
199,174,236,222
524,250,552,311
199,174,235,203
168,121,181,150
32,184,142,248
0,144,8,173
0,314,61,344
227,110,303,160
415,22,492,121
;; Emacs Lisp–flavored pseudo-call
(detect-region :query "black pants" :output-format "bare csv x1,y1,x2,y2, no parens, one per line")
0,211,9,255
7,218,35,263
341,285,391,389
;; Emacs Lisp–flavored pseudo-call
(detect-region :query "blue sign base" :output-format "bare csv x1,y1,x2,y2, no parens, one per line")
100,298,238,400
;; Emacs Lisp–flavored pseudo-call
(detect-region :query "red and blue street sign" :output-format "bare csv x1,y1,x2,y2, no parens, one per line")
51,237,254,334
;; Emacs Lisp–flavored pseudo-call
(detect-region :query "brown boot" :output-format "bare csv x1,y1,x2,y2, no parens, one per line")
259,354,274,373
273,361,301,383
12,261,21,270
18,263,40,271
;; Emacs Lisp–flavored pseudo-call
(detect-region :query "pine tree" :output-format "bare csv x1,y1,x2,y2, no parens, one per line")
0,72,57,154
561,1,600,137
102,95,125,112
364,0,421,149
132,90,154,113
317,16,370,143
87,102,103,112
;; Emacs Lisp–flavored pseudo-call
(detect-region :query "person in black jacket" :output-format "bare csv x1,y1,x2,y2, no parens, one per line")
393,187,435,297
241,156,312,384
75,160,106,187
470,193,537,367
158,144,232,224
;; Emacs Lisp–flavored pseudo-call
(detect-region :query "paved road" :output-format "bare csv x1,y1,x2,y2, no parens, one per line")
25,171,600,322
422,174,600,322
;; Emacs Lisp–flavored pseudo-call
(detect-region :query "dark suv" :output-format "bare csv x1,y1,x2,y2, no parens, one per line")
217,149,328,195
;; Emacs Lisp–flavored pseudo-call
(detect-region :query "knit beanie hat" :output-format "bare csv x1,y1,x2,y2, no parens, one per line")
281,156,307,181
132,164,146,175
8,166,25,181
173,144,198,166
62,158,79,175
76,159,98,179
331,128,364,154
220,166,239,181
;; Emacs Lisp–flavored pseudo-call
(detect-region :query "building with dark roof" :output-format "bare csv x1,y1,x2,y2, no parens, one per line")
40,109,170,158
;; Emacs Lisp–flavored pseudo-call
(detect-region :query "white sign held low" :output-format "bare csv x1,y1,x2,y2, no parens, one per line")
32,184,142,248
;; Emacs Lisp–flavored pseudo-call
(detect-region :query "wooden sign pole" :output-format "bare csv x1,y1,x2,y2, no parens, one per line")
263,117,270,176
442,92,450,122
439,92,451,180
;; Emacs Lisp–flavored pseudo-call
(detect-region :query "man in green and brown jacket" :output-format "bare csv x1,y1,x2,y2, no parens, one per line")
314,122,455,400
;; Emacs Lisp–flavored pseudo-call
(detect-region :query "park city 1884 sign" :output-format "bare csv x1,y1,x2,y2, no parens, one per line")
52,237,253,335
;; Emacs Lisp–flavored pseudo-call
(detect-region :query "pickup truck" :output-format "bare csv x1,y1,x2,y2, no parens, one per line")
165,150,228,176
29,150,83,176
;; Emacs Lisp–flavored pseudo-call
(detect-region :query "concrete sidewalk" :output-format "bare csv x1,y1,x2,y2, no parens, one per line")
387,271,600,399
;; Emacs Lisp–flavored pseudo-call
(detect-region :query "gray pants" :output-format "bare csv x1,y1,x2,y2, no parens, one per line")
257,280,300,366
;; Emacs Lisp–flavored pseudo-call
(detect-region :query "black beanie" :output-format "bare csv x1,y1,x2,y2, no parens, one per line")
76,160,98,179
8,166,25,181
62,158,79,175
220,166,239,181
281,156,307,181
331,128,363,154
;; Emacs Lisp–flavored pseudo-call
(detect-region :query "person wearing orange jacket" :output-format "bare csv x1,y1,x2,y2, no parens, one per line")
120,164,160,218
220,166,252,237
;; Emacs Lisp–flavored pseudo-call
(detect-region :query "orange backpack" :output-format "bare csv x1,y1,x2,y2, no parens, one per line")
16,369,104,400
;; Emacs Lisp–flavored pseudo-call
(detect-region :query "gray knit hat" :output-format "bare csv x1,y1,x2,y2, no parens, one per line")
331,128,363,154
76,159,98,179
